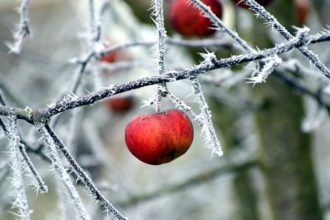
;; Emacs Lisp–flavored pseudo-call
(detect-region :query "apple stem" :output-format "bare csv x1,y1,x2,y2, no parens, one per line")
156,92,162,112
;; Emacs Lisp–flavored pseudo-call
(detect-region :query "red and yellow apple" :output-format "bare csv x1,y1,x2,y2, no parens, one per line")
125,109,194,165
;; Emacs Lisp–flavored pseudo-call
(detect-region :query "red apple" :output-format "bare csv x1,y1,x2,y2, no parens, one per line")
125,109,194,165
100,42,120,63
294,0,310,26
231,0,273,9
104,95,134,113
170,0,223,37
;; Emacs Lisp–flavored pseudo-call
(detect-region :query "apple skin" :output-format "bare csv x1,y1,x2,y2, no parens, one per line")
125,109,194,165
231,0,273,9
104,96,134,113
170,0,223,37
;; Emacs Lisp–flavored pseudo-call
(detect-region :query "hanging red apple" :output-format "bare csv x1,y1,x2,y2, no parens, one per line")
169,0,223,37
125,109,194,165
231,0,273,9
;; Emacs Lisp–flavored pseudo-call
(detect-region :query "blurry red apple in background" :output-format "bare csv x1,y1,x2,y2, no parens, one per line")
100,42,120,63
170,0,223,37
104,95,134,113
294,0,310,26
231,0,273,9
125,109,194,165
99,40,131,76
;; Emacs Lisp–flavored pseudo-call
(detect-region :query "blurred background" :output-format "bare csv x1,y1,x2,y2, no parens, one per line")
0,0,330,219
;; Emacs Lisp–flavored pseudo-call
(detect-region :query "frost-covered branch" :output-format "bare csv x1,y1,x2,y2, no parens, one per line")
40,125,90,220
7,0,31,54
17,142,48,193
190,0,254,53
243,0,330,78
33,30,330,119
42,124,127,220
55,0,102,102
152,0,168,111
152,0,167,76
247,55,282,84
88,0,101,42
0,96,47,193
6,116,31,220
191,77,223,156
0,90,49,162
71,52,95,95
0,106,33,123
87,0,103,90
167,92,203,126
0,30,329,122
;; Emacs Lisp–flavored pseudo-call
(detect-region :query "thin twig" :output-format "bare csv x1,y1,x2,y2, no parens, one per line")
6,116,31,220
7,0,31,54
0,95,48,192
43,124,127,220
40,125,90,220
191,77,223,156
17,142,48,193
